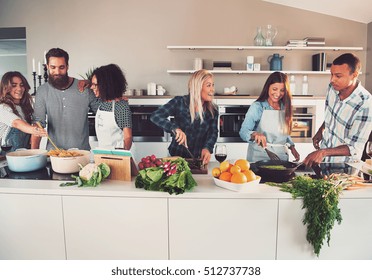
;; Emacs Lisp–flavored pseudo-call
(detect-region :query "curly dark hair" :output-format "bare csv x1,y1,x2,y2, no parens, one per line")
257,71,293,133
91,64,127,101
0,71,33,123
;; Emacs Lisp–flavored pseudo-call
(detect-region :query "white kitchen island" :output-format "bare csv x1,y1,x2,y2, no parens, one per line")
0,174,371,260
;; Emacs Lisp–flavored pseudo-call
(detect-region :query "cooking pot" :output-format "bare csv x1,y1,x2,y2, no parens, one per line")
255,160,301,182
6,149,48,172
50,150,90,174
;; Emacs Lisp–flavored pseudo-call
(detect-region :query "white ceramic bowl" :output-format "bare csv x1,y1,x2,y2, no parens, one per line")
213,176,261,192
50,150,90,174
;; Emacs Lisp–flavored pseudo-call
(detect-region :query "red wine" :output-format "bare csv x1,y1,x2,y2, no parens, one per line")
368,152,372,158
215,154,227,163
1,145,12,152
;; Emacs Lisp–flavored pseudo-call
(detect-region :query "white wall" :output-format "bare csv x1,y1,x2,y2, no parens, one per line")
0,0,368,96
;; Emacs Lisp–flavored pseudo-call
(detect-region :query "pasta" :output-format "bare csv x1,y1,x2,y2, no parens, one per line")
47,149,83,157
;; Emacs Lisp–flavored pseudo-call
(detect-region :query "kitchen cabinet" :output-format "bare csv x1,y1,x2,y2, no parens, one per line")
62,196,168,260
168,198,278,259
277,199,372,259
0,193,65,260
1,176,372,260
167,45,363,75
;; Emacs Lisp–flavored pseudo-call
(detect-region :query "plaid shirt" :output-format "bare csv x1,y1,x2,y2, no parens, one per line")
322,82,372,162
150,95,218,158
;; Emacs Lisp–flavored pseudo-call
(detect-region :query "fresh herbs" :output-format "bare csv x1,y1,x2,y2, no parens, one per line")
135,157,197,195
269,175,343,256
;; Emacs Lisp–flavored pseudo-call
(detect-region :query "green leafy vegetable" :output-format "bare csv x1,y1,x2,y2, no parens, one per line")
135,158,197,195
60,163,110,187
269,175,343,256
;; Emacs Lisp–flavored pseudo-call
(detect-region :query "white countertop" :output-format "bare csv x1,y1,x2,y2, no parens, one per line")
1,170,371,199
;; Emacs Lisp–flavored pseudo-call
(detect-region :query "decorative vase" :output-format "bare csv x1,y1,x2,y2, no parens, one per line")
264,24,278,46
253,27,265,46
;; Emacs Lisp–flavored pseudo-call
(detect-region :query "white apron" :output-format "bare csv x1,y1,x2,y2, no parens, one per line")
247,109,289,162
95,101,123,149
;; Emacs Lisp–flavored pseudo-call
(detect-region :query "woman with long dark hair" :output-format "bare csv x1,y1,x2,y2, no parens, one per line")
239,71,300,162
0,71,46,151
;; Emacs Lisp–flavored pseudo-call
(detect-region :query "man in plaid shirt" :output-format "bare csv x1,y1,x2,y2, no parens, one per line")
304,53,372,165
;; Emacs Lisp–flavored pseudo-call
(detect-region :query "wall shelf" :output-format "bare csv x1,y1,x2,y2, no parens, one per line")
167,45,363,51
167,45,363,75
167,70,331,75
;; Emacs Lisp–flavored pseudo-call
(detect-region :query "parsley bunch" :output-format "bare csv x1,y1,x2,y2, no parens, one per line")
271,176,343,256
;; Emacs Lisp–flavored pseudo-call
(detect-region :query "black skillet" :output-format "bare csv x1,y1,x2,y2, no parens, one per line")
254,160,303,182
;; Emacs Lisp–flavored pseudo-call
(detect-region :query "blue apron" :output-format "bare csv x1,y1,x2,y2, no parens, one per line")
247,109,289,162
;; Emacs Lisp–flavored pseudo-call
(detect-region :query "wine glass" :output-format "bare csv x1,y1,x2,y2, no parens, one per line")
366,141,372,159
0,137,12,155
215,144,227,163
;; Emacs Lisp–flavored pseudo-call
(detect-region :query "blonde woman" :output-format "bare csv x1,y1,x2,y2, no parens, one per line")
150,69,218,165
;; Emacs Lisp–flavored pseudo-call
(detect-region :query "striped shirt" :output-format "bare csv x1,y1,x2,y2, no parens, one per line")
0,104,25,140
150,95,218,158
321,82,372,162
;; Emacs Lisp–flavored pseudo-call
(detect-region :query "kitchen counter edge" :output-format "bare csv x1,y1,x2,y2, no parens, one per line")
0,175,370,199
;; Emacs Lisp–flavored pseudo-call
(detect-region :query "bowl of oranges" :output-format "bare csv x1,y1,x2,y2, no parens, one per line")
212,159,261,192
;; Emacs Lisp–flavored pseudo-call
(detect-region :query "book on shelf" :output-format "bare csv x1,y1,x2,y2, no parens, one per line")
307,41,326,46
286,43,307,47
304,37,325,42
312,52,326,71
304,37,326,46
286,39,307,47
212,67,232,71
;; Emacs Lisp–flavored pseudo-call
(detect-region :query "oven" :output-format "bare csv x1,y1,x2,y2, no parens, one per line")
217,104,315,143
88,110,97,142
218,105,250,142
290,106,315,140
130,105,169,142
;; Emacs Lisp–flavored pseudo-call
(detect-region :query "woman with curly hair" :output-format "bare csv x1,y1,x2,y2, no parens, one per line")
0,71,46,151
90,64,132,150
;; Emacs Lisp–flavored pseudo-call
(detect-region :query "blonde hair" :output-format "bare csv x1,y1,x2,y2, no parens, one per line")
188,69,216,123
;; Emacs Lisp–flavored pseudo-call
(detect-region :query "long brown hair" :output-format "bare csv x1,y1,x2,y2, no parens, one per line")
257,71,293,133
0,71,33,123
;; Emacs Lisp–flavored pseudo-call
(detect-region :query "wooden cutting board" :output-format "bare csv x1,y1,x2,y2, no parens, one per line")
94,154,132,181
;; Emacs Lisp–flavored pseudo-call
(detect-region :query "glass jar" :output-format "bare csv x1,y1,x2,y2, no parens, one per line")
253,27,265,46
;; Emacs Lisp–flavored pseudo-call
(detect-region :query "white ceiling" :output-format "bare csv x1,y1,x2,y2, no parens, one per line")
263,0,372,24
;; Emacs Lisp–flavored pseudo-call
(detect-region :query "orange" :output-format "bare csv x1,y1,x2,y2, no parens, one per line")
219,161,230,172
230,165,241,174
243,169,257,182
227,163,234,173
231,172,248,184
212,167,221,178
219,171,232,182
234,159,250,171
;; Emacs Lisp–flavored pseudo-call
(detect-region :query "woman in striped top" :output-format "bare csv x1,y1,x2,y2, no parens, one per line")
0,71,46,151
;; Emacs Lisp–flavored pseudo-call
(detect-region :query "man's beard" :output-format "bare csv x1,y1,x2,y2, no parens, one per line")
48,73,70,90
